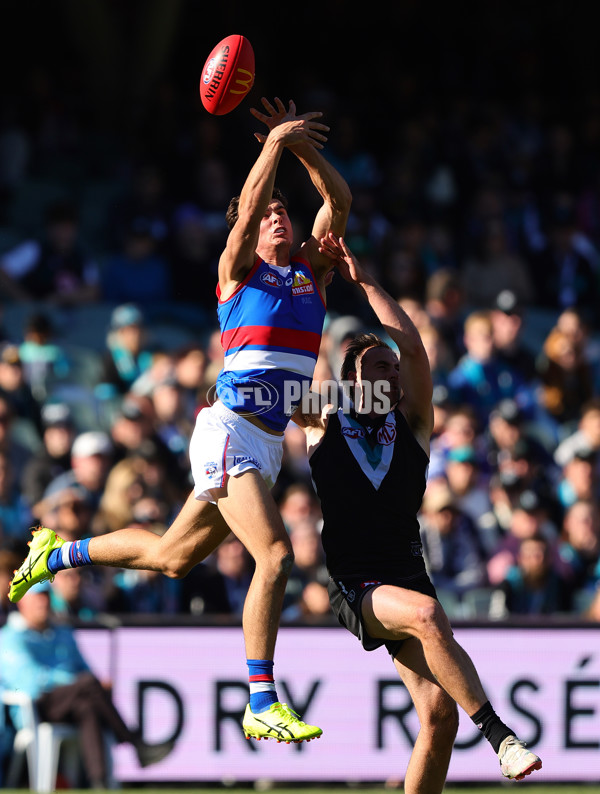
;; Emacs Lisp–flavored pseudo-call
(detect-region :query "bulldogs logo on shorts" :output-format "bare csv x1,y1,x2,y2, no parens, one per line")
204,462,218,478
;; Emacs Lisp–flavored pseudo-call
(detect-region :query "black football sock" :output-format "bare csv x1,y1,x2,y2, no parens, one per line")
470,701,514,754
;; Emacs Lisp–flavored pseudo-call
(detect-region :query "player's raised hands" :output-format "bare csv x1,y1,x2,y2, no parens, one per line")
251,97,329,149
319,233,370,285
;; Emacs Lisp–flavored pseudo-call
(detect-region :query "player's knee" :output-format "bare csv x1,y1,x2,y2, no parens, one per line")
414,598,451,640
259,546,294,582
275,549,295,580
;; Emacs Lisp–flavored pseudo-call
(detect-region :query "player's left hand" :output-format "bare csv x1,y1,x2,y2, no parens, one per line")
251,97,329,148
319,233,369,285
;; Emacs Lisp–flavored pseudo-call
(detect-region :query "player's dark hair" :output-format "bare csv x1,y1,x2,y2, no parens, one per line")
225,187,288,230
340,333,392,381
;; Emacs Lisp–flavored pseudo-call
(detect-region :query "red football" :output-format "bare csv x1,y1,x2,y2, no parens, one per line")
199,34,255,116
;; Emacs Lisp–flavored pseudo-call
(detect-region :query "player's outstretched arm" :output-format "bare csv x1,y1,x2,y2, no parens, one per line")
251,98,352,279
219,100,330,295
320,233,433,437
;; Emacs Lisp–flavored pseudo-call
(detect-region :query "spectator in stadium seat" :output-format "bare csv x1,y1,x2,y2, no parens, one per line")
41,430,114,516
419,480,488,595
460,222,534,310
487,489,558,586
0,449,33,542
169,203,220,311
428,403,482,481
105,499,182,615
50,567,105,620
109,397,189,502
489,289,537,386
277,482,322,534
0,198,101,305
536,323,595,428
444,444,491,523
0,388,34,488
557,499,600,594
282,580,332,621
99,303,155,396
447,309,527,427
32,484,94,545
18,311,72,402
0,582,174,788
21,402,75,507
101,216,173,304
181,533,254,617
418,320,455,393
485,398,555,474
0,341,43,432
149,374,193,473
554,397,600,467
107,161,171,253
556,446,600,509
423,267,466,364
500,533,573,615
529,195,600,318
169,343,207,420
283,518,328,612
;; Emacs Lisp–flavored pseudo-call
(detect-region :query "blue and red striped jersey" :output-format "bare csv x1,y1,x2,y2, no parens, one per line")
216,255,326,431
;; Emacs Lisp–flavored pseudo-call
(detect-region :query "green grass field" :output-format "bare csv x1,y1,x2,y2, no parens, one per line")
2,781,600,794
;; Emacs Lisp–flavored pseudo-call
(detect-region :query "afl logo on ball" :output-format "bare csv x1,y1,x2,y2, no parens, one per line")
202,57,217,85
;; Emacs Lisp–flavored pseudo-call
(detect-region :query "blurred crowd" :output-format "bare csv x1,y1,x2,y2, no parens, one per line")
2,31,600,625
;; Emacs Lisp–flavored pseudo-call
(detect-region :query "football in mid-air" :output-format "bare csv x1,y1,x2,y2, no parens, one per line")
199,34,255,115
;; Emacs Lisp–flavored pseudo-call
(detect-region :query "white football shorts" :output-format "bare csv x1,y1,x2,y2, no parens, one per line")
189,400,284,503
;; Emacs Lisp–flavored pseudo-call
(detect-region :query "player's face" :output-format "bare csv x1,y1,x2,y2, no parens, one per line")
258,201,293,248
355,346,401,411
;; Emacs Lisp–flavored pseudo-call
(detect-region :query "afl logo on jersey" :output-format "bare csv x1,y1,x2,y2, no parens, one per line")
377,423,397,445
260,271,283,288
341,426,365,440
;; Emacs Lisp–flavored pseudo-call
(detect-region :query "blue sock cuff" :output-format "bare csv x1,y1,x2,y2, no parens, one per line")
48,539,93,574
247,659,274,674
47,548,63,574
70,538,92,567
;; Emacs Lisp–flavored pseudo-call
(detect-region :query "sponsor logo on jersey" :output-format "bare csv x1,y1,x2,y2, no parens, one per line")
205,462,218,477
360,580,382,588
261,271,283,288
233,455,262,469
291,271,314,296
377,423,397,445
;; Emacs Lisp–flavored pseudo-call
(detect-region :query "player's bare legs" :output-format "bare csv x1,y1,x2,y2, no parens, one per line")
214,469,293,660
362,585,488,715
393,638,458,794
87,490,231,575
212,469,321,742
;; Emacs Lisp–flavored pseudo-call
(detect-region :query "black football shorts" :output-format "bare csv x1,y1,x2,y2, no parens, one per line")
327,572,438,657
